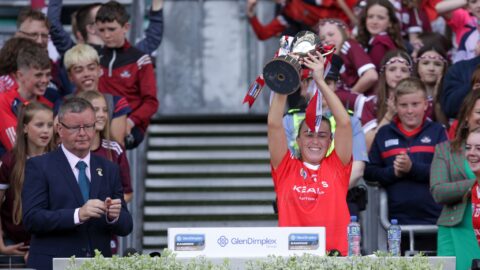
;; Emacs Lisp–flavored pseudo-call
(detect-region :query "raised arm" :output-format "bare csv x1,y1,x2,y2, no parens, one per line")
47,0,76,55
247,0,287,41
135,0,164,55
303,51,352,165
436,0,467,18
304,52,353,165
268,93,288,169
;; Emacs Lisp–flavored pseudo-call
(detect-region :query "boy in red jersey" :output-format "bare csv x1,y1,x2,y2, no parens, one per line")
95,1,159,149
0,43,59,153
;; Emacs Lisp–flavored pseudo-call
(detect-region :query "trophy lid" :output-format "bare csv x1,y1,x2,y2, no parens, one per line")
291,31,321,57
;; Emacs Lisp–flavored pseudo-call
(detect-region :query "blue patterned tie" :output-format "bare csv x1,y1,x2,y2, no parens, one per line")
76,161,90,202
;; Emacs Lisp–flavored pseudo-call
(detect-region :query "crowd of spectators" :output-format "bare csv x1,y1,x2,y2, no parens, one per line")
0,0,163,268
2,0,480,267
254,0,480,264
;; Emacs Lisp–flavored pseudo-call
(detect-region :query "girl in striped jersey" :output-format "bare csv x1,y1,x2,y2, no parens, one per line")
77,90,133,203
318,18,378,96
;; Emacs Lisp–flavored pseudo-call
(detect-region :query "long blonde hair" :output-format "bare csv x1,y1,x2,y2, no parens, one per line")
77,91,113,161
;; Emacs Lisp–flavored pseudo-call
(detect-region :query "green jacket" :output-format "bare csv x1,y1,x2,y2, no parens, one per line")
430,141,476,226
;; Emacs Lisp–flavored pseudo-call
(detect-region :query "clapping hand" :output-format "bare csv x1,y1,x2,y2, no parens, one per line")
394,151,412,177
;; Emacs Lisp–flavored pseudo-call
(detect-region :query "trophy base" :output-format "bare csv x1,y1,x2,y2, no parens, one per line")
263,55,301,95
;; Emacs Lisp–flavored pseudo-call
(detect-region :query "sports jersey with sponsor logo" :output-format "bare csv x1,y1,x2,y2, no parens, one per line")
272,150,352,255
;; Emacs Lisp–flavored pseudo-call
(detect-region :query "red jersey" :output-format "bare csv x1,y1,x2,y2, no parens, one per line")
98,40,158,133
0,88,56,151
339,39,376,95
368,33,397,71
272,150,352,255
0,75,17,93
249,0,356,41
472,182,480,246
390,0,431,38
0,152,30,244
92,139,133,194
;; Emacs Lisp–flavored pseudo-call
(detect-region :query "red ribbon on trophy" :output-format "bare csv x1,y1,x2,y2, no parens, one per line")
242,36,294,107
243,75,265,108
305,44,335,133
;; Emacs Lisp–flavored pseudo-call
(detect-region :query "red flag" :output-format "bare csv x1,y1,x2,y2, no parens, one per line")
243,75,265,108
304,45,335,132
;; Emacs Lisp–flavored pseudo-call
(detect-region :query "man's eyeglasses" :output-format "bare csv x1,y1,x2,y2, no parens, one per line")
18,30,50,41
59,122,96,133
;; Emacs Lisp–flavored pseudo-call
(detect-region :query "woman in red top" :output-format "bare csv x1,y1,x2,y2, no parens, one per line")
268,51,352,255
0,102,55,261
465,127,480,246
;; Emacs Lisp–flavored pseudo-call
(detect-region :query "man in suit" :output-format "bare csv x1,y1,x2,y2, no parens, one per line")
22,97,133,270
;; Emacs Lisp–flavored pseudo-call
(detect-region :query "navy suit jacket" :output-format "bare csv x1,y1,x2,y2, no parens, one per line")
22,148,133,270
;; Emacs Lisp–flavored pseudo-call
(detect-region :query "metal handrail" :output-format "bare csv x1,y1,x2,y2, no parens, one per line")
379,189,437,254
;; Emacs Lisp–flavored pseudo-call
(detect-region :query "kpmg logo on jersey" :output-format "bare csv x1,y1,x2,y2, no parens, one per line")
174,234,205,251
216,235,277,248
288,233,319,250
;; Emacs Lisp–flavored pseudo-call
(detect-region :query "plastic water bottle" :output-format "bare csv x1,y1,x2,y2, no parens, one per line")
347,215,361,256
388,219,402,256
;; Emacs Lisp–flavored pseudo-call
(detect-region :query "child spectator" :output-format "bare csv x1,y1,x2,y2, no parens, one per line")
77,90,132,203
0,37,38,93
317,18,378,95
0,43,59,154
391,0,432,44
357,0,405,70
364,50,413,149
48,0,164,56
0,102,55,263
95,1,159,149
414,44,449,127
63,44,131,146
365,77,447,253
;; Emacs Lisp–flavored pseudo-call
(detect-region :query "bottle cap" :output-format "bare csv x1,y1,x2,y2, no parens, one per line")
351,216,357,222
391,219,398,225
